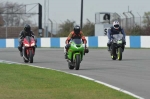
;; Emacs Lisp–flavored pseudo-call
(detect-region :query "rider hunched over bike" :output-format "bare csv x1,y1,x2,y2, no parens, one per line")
18,24,37,56
64,25,89,59
107,21,126,51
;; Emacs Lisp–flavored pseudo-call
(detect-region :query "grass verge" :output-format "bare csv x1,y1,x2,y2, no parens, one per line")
0,63,137,99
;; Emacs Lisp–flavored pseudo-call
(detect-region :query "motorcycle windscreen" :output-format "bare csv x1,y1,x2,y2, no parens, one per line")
112,34,123,41
25,36,34,43
71,39,82,44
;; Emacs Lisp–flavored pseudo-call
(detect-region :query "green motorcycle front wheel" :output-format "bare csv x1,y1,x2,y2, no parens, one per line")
118,47,122,60
75,54,81,70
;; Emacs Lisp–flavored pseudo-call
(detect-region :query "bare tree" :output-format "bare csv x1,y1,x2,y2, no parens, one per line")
2,1,36,26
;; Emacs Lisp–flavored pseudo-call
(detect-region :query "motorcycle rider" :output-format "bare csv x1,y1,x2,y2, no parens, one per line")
18,24,37,57
64,25,89,59
107,21,126,51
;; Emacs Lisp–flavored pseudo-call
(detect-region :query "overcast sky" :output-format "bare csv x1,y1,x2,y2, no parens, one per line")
3,0,150,25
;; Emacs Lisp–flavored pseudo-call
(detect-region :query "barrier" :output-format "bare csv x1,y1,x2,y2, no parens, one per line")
0,36,149,48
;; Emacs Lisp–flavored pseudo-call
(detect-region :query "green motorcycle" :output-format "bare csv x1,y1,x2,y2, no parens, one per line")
110,34,124,61
66,39,85,70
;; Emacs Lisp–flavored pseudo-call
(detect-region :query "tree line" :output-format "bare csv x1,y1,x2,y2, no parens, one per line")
55,19,94,37
126,12,150,35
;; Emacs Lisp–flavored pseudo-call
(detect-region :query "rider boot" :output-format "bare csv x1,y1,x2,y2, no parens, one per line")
18,40,23,57
18,46,23,57
107,46,110,51
64,49,68,59
122,41,126,52
107,43,111,51
122,45,125,52
64,44,70,59
33,47,35,56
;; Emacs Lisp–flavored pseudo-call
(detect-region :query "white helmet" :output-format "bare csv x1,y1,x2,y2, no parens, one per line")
113,21,119,29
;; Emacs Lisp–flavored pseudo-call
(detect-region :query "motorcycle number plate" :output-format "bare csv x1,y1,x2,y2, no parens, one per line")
117,40,122,44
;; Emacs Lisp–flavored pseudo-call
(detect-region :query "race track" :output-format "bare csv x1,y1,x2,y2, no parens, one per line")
0,48,150,99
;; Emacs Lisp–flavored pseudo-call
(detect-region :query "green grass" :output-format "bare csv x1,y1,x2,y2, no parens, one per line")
0,63,137,99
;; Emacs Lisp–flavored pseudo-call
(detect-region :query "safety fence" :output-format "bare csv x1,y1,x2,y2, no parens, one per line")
0,36,149,48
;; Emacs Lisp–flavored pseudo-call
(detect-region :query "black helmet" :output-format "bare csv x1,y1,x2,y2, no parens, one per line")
24,24,31,32
74,25,80,34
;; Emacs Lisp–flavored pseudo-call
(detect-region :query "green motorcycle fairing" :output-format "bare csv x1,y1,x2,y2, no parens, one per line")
67,39,84,62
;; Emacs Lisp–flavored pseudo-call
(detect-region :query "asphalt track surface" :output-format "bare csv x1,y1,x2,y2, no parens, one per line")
0,48,150,99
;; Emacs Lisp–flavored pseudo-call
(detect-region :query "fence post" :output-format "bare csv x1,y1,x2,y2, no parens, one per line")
129,11,135,28
123,12,128,30
48,18,53,37
137,12,141,28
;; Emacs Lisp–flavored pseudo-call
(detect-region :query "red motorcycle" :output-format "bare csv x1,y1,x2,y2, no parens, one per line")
22,36,36,63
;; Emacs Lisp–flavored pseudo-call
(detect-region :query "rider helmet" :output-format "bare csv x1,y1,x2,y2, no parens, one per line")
24,24,31,33
113,21,119,29
74,25,80,34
